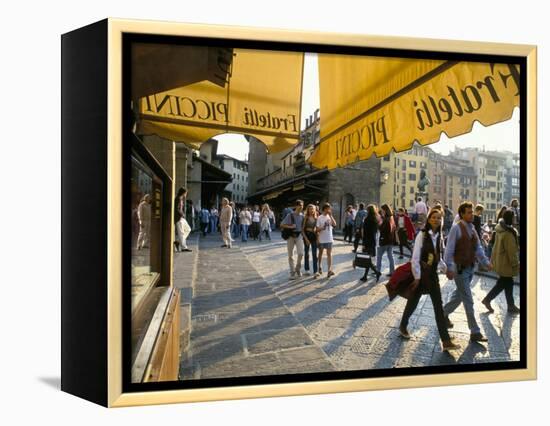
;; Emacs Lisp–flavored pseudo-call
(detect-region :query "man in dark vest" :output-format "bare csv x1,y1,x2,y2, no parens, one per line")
443,201,493,342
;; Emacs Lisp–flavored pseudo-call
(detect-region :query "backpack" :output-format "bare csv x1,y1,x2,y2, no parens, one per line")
281,213,296,240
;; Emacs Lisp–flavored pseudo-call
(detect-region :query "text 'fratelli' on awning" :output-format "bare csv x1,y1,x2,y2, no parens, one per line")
133,44,304,153
309,55,520,170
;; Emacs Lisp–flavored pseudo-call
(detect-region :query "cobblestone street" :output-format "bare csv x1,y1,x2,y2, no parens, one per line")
180,232,520,380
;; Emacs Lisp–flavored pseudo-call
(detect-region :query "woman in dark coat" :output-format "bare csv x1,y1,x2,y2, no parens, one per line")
359,204,382,282
399,208,460,351
376,204,396,277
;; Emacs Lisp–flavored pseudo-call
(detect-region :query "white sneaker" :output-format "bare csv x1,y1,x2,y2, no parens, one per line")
303,271,311,276
295,270,302,277
313,272,320,278
289,274,297,280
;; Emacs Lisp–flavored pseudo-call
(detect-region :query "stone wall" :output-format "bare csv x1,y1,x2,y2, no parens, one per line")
247,136,267,196
327,157,381,227
175,144,190,193
186,155,202,209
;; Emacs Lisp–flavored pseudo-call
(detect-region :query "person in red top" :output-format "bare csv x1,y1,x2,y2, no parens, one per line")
396,207,415,259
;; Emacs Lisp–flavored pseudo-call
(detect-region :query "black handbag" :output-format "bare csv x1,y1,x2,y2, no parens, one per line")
353,252,373,269
281,212,295,240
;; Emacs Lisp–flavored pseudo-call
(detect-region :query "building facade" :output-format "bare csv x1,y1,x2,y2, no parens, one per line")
449,147,507,222
248,110,382,227
198,139,248,206
249,109,520,224
443,157,478,214
379,144,519,221
504,152,521,205
379,144,445,210
216,154,249,205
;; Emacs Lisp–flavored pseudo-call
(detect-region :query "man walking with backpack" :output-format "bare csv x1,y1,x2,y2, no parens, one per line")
281,200,305,280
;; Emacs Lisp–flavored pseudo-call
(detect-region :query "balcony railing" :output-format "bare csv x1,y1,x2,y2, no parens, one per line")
256,160,315,191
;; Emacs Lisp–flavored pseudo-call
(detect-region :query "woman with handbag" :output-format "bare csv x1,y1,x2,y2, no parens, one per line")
398,208,460,351
359,204,382,282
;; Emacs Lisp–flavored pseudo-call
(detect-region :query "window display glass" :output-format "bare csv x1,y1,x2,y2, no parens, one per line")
131,153,164,315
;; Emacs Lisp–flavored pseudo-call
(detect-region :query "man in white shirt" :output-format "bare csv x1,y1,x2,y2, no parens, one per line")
414,197,428,229
209,206,219,234
239,207,252,242
316,202,337,277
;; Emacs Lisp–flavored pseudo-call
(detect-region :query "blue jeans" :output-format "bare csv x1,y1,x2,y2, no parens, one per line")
304,240,318,273
376,245,395,274
231,221,239,238
209,217,218,233
443,266,480,334
241,224,249,242
259,227,271,241
201,221,209,236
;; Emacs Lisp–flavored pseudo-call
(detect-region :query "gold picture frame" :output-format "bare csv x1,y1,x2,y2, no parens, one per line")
61,18,537,407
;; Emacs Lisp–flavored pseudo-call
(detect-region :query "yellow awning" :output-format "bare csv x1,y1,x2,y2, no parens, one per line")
136,48,304,153
310,55,520,169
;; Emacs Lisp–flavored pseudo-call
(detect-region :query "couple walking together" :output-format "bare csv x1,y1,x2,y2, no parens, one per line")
281,200,336,280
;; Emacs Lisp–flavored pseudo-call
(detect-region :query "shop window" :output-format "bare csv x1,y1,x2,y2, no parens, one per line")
131,154,164,312
130,150,172,366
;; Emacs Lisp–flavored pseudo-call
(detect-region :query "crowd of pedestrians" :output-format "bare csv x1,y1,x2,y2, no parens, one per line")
171,187,521,353
186,198,279,246
277,197,521,352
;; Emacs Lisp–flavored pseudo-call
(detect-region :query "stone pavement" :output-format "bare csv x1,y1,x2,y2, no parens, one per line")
179,232,520,379
179,234,335,379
